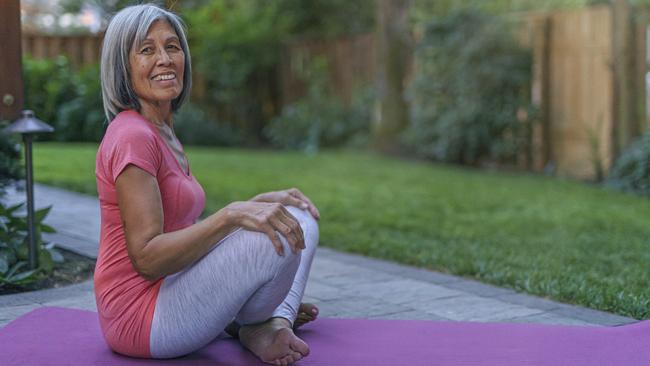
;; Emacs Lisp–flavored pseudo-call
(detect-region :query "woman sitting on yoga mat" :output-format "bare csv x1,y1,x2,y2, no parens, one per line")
94,4,320,365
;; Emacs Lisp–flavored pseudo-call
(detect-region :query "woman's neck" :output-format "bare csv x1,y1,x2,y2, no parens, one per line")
139,100,173,127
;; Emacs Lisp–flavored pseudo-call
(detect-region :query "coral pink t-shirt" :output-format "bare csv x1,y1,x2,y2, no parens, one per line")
94,110,206,357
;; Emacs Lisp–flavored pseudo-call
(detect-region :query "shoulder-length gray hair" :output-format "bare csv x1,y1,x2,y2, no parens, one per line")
100,4,192,122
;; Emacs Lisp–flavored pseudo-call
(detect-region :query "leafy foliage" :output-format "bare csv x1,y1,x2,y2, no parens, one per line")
404,10,535,166
0,201,63,290
0,132,22,196
264,59,371,152
606,131,650,196
55,63,106,142
22,55,77,140
174,103,242,147
180,0,374,143
23,56,105,142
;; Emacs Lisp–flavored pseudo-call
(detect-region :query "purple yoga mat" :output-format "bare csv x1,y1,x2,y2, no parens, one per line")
0,307,647,365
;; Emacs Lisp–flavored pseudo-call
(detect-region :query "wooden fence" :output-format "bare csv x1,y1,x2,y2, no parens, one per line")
519,4,650,179
22,32,103,68
279,33,376,106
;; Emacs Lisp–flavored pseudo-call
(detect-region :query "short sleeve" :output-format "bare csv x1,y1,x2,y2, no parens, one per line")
104,124,161,183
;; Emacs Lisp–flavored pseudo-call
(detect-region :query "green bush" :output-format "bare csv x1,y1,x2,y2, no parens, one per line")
181,0,375,143
23,56,104,142
0,131,22,196
0,202,63,291
404,10,535,166
56,63,106,142
174,103,242,147
606,132,650,196
264,59,371,152
23,55,77,139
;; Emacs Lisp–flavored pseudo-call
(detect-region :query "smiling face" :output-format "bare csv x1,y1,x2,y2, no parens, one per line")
129,20,184,114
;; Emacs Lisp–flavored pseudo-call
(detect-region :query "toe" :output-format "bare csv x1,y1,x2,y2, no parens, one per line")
290,337,310,357
299,303,319,317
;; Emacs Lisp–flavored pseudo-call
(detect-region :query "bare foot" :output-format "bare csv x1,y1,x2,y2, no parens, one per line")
294,303,319,330
239,317,310,365
226,303,319,339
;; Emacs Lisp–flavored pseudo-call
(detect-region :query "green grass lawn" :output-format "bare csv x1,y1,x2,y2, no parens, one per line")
33,142,650,319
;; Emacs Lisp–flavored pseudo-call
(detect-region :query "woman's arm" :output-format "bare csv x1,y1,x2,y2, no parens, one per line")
116,165,305,281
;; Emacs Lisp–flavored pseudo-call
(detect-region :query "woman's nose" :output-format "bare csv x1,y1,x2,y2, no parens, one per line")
156,49,172,65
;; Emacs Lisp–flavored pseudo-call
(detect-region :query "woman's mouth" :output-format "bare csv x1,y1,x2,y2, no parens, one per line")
151,73,176,81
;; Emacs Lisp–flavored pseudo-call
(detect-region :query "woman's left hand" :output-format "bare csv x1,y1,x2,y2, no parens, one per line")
252,188,320,220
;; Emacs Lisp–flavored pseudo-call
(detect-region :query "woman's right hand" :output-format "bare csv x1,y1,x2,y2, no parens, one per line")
221,201,305,256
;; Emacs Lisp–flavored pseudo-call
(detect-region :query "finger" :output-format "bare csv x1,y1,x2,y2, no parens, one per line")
263,225,284,256
279,206,305,250
269,215,300,254
284,194,309,211
289,188,320,220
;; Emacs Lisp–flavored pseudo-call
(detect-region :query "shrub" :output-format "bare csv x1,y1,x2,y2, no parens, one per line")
0,131,22,197
22,55,77,140
56,63,106,142
404,10,535,166
265,59,371,152
0,202,63,290
22,56,105,142
173,103,242,147
606,132,650,196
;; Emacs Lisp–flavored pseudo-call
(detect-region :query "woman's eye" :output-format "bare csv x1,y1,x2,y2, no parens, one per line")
167,44,180,50
140,47,153,54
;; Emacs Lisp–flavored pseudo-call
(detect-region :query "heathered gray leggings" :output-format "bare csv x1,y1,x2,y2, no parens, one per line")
149,206,319,358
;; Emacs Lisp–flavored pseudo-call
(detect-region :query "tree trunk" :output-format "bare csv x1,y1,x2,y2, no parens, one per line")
374,0,412,153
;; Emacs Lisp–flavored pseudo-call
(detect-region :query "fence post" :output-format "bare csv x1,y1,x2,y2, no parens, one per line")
0,0,24,121
612,0,638,156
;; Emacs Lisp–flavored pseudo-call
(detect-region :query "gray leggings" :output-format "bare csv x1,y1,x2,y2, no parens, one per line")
149,206,319,358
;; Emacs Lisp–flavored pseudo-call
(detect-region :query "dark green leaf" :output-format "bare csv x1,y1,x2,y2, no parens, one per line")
34,205,53,224
40,223,56,233
0,255,8,274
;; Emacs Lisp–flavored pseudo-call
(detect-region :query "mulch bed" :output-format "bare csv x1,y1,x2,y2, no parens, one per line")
0,249,95,296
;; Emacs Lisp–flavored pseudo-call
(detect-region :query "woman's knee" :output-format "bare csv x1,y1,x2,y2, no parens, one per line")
234,229,301,271
285,206,319,249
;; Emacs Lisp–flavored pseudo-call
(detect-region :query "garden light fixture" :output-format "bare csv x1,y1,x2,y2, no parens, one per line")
4,110,54,270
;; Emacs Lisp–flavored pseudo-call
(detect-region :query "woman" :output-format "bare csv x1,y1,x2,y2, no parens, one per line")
94,4,320,365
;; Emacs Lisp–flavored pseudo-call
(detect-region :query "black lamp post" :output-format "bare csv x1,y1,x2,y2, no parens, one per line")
4,110,54,270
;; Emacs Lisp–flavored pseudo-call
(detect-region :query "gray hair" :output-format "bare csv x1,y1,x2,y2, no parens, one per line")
100,4,192,122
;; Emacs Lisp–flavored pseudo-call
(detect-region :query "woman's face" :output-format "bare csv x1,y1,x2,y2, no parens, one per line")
129,20,184,109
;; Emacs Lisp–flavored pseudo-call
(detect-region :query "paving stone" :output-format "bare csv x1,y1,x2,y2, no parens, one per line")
550,304,637,326
504,312,597,326
346,279,465,306
19,281,94,304
318,297,413,318
0,304,42,327
497,293,563,311
42,294,96,311
304,280,348,301
314,269,398,288
368,310,451,321
318,248,461,285
423,295,542,322
446,280,518,298
44,232,99,259
309,257,366,278
0,293,38,307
